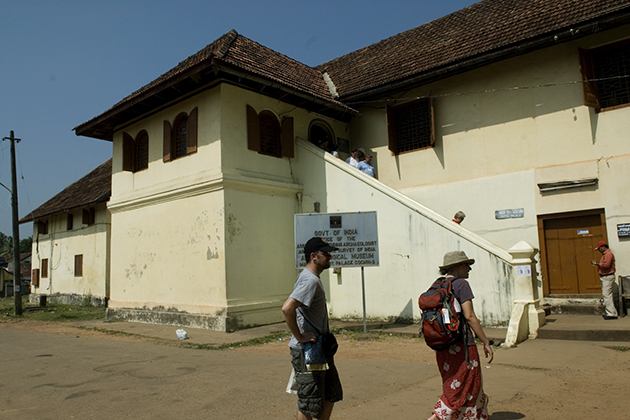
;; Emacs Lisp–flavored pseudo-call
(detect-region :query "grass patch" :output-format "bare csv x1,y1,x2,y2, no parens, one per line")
605,345,629,352
0,296,106,322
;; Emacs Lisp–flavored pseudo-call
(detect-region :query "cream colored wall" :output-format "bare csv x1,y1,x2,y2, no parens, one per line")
108,191,227,314
222,187,298,327
30,205,110,298
111,88,222,202
218,84,350,327
350,26,630,281
293,139,517,326
108,86,228,319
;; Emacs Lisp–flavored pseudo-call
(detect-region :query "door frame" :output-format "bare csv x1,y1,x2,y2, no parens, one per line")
537,208,608,295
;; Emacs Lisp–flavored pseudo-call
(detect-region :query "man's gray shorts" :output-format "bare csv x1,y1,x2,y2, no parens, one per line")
290,348,343,418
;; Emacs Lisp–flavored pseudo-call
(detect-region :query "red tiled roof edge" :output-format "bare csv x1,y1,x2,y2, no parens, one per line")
19,159,112,224
317,0,630,99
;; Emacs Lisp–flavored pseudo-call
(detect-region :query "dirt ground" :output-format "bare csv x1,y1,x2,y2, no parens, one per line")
2,320,629,419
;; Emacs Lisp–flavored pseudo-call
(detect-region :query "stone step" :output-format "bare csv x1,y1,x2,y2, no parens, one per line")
537,314,630,342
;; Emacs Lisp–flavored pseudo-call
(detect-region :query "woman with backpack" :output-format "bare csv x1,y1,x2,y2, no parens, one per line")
427,250,494,420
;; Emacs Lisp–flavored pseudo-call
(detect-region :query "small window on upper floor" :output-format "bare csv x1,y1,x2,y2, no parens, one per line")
67,213,73,231
123,130,149,172
83,207,95,226
163,107,198,162
37,220,49,235
387,98,435,154
309,121,336,153
246,105,294,158
579,40,630,111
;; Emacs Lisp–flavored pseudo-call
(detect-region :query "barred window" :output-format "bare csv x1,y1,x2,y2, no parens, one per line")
387,98,435,154
580,40,630,110
163,107,198,162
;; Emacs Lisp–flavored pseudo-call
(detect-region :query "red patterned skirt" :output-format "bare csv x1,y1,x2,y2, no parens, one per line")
432,343,489,420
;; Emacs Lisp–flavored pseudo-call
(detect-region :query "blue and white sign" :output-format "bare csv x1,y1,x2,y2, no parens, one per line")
295,211,379,268
515,265,531,276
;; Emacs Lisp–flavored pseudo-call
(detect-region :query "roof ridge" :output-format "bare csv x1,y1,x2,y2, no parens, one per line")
216,29,239,58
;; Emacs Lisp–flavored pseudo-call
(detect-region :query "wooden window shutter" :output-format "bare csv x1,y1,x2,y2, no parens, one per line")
41,259,49,278
386,106,398,154
429,97,436,147
281,117,294,158
82,208,95,225
187,107,198,154
122,132,135,172
578,48,601,110
163,120,172,162
247,105,260,151
32,269,40,287
74,255,83,277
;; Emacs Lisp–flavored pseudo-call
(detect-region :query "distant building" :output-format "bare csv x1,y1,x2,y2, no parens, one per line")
20,160,111,306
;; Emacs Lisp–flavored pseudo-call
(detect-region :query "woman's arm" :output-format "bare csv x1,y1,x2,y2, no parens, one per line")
461,300,494,363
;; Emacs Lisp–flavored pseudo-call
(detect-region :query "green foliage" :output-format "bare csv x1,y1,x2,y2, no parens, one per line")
0,232,10,255
0,296,106,322
0,233,33,255
20,237,32,253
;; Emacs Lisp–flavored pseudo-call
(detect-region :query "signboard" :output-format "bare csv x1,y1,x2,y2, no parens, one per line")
618,223,630,238
295,212,379,268
495,208,524,219
515,265,531,276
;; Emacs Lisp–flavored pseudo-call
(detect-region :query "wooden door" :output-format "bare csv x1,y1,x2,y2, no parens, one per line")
541,212,606,294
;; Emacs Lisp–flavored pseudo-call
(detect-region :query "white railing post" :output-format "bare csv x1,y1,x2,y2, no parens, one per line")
503,241,546,347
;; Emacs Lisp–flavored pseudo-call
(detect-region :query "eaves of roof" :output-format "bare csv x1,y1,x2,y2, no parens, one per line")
318,0,630,103
19,159,112,224
75,31,358,141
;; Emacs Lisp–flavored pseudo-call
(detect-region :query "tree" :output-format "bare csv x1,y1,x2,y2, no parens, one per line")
0,232,11,255
0,232,32,255
20,237,32,253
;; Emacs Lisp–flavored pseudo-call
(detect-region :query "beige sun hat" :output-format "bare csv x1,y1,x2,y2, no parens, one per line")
439,250,475,269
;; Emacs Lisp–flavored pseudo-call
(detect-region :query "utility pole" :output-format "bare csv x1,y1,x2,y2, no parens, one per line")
2,131,22,315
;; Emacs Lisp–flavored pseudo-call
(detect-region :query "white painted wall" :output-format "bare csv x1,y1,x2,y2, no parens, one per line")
349,26,630,285
30,204,110,299
293,139,518,326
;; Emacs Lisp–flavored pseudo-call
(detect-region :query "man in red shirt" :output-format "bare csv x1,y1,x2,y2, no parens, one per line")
591,241,617,320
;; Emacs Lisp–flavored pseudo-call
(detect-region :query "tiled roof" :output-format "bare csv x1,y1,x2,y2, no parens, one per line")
318,0,630,99
121,30,347,111
76,0,630,139
75,31,354,139
19,159,112,224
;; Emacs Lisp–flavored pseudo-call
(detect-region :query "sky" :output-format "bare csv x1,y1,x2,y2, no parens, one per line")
0,0,479,239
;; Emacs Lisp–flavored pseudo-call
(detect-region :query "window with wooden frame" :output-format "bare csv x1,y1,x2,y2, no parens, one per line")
41,259,49,278
387,98,435,154
32,268,40,287
246,105,294,158
579,39,630,111
163,107,198,162
74,255,83,277
67,213,73,231
82,207,95,226
123,130,149,172
37,220,49,235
